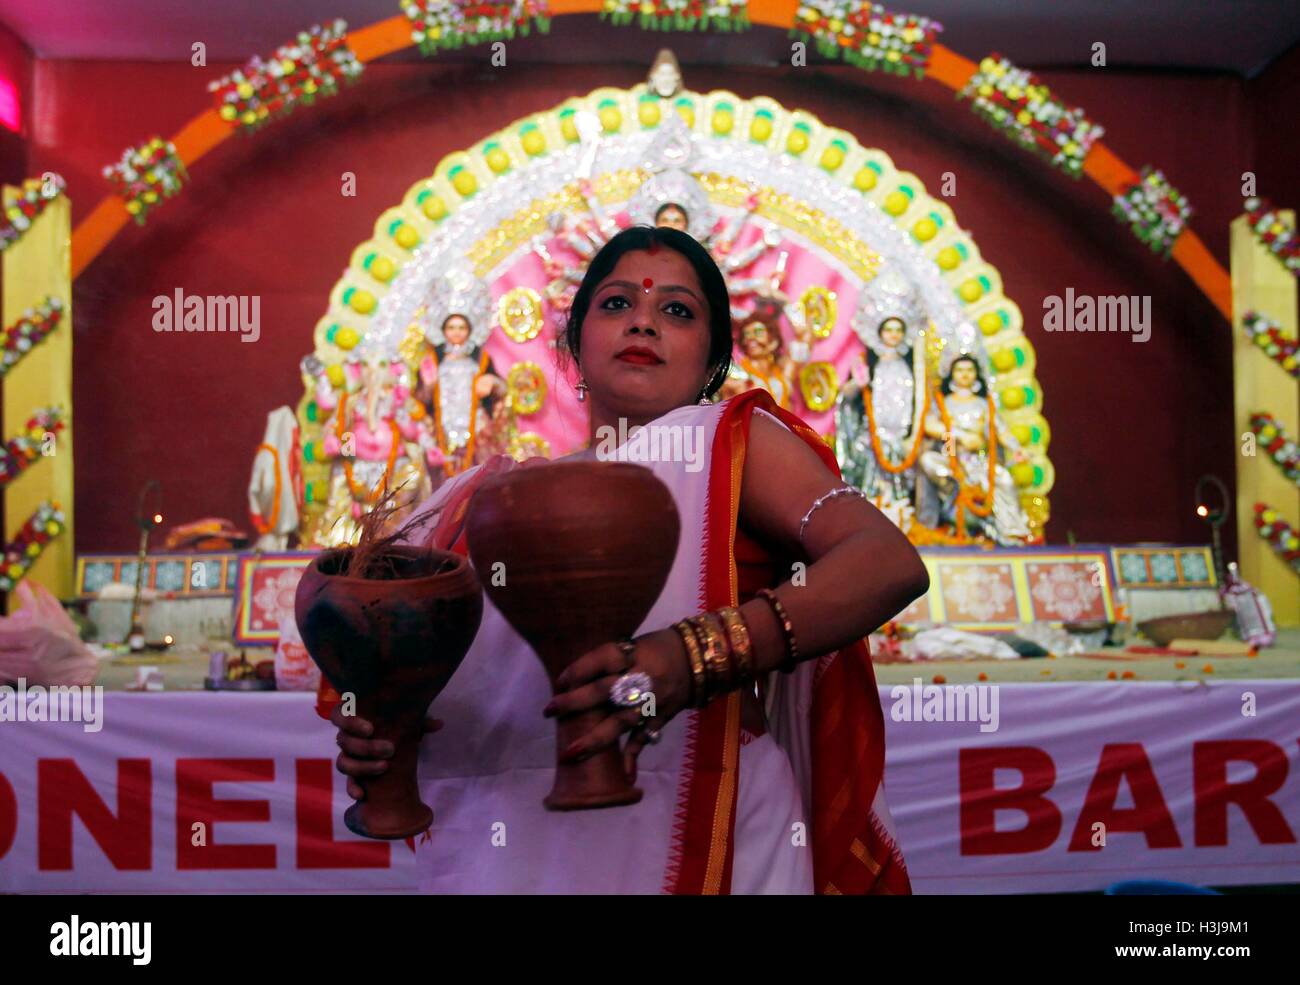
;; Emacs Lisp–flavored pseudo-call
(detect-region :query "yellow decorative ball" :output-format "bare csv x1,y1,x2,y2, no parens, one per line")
1001,388,1026,410
452,170,478,197
1010,463,1036,487
326,364,346,388
394,225,420,250
421,196,447,221
485,148,510,174
368,256,396,282
638,102,660,127
521,129,546,155
937,246,962,270
883,191,909,216
853,167,877,191
676,104,694,127
978,311,1003,335
992,349,1017,372
347,290,376,314
959,279,985,303
912,217,938,241
335,327,360,350
1012,424,1033,445
820,145,845,171
711,110,733,135
599,106,622,132
786,129,809,154
561,115,578,142
750,116,772,142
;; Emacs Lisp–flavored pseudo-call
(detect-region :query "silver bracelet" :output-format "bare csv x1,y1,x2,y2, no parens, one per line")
798,485,865,544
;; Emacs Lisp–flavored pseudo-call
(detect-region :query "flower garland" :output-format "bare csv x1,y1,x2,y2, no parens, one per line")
1240,310,1298,378
1,174,66,252
959,54,1103,178
1244,197,1300,277
862,383,928,474
0,407,66,488
1253,503,1300,574
1112,167,1191,258
102,137,187,224
602,0,749,32
402,1,551,55
1250,412,1300,487
335,393,402,503
791,1,941,76
0,297,64,378
209,21,364,133
0,502,66,592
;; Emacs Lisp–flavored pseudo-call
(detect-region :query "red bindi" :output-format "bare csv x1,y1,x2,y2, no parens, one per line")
642,278,653,291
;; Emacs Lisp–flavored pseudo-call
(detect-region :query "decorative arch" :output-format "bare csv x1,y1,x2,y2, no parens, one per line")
65,0,1233,325
294,81,1054,541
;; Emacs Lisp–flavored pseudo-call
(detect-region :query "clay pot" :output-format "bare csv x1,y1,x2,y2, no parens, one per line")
466,461,680,810
295,546,482,839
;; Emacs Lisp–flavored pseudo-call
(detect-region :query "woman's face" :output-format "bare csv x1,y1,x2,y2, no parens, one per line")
578,248,713,421
443,315,471,347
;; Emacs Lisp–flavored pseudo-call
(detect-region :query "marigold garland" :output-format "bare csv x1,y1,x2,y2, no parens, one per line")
402,0,551,55
102,137,187,224
1253,502,1300,574
1,174,66,252
603,0,749,32
1244,197,1300,277
791,1,940,76
862,383,928,474
209,20,364,133
1249,412,1300,487
0,407,65,488
335,393,402,503
1240,310,1298,378
959,54,1103,178
1112,167,1191,258
0,502,66,592
0,297,64,378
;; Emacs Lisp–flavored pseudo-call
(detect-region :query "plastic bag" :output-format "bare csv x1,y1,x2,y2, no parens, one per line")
0,581,98,686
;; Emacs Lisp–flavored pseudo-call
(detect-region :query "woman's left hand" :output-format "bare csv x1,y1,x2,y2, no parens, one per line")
544,627,692,782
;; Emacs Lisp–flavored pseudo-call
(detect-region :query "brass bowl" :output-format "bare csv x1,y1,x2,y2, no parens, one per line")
1136,610,1235,648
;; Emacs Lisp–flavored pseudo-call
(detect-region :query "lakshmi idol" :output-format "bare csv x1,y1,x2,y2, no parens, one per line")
331,226,928,894
415,269,506,481
917,354,1032,545
834,267,929,507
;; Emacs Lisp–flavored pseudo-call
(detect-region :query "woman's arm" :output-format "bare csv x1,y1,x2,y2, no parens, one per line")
735,412,929,675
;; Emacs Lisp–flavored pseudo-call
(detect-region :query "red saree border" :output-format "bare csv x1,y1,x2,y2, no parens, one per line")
664,390,910,895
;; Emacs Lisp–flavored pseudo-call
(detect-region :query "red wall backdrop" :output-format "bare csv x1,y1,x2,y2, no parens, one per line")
13,23,1298,552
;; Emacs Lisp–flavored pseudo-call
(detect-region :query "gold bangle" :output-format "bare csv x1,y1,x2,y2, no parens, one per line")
717,606,754,684
695,611,733,701
757,588,799,674
674,619,707,706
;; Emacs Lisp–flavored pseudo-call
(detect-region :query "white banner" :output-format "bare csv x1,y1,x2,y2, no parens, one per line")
1,683,1298,893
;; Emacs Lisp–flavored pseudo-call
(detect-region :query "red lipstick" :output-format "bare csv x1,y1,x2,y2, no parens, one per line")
614,345,664,365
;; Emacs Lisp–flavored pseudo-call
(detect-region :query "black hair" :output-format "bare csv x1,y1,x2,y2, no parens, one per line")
940,354,987,396
655,202,687,223
864,317,914,381
564,225,732,399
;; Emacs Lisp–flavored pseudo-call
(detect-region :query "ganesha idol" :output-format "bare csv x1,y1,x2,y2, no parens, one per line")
309,349,440,547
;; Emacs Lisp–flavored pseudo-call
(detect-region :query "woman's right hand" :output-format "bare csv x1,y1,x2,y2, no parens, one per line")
330,704,442,801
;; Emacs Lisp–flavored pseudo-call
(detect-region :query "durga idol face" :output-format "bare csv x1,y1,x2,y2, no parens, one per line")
951,357,979,391
741,321,774,360
654,203,689,233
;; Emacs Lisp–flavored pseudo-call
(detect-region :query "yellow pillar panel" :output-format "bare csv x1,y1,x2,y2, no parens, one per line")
2,192,73,608
1230,212,1299,625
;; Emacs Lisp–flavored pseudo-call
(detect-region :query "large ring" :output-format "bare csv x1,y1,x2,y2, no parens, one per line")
609,671,654,709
